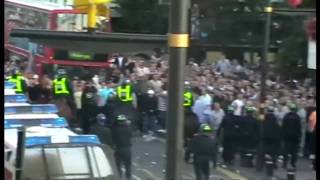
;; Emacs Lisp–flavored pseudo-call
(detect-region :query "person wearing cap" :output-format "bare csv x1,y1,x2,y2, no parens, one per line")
27,74,42,103
187,123,218,180
281,103,302,169
261,106,281,169
239,106,259,167
217,105,241,165
6,68,26,94
111,114,133,180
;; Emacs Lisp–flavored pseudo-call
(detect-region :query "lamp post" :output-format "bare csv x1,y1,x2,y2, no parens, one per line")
256,1,272,171
166,0,190,179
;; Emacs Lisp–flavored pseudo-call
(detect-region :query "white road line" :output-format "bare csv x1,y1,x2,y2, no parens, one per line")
132,174,143,180
136,168,161,180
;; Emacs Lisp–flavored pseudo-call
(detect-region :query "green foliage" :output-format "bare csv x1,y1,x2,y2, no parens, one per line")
113,0,169,34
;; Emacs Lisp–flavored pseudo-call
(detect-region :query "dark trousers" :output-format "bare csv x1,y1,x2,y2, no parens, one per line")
222,137,236,164
157,110,167,129
114,149,132,180
81,107,96,134
283,139,299,167
262,139,280,167
193,160,210,180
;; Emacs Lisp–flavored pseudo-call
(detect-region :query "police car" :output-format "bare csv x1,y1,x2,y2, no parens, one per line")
5,81,18,96
5,128,116,179
4,104,118,179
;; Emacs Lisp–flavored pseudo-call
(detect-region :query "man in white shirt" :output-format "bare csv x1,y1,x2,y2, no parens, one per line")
135,61,150,77
231,94,245,116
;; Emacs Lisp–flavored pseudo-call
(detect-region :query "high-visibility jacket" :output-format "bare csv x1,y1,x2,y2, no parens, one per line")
116,85,133,102
7,75,24,93
53,78,70,95
184,91,193,107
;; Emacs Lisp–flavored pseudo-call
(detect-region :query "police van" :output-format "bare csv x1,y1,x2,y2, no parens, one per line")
5,81,19,96
4,106,118,179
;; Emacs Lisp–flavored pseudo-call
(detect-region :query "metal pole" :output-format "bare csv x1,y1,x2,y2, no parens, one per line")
256,2,272,171
15,127,26,180
166,0,190,179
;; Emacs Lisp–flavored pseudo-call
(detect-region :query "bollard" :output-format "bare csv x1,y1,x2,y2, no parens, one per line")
287,168,295,180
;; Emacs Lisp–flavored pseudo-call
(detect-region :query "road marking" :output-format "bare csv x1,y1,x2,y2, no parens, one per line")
132,174,143,180
136,168,161,180
217,167,248,180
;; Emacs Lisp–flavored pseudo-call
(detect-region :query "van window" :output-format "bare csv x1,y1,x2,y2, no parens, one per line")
23,146,114,179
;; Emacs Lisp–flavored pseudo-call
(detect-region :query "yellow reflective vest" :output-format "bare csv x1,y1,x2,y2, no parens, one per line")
7,75,24,93
184,91,193,107
53,78,70,95
116,85,133,102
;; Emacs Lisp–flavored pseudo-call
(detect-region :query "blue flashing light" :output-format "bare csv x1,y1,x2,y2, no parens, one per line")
5,94,28,103
5,81,16,89
5,104,58,115
25,136,51,147
69,135,101,144
4,117,68,129
25,135,101,147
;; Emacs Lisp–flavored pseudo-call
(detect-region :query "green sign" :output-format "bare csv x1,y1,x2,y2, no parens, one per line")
68,52,92,60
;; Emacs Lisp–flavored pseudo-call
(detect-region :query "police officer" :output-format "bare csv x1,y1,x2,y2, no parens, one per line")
240,106,259,167
111,114,133,180
184,81,194,107
81,80,98,134
116,79,134,105
184,106,200,163
188,123,218,180
52,69,77,124
262,107,281,169
6,68,26,94
282,103,302,169
217,106,240,165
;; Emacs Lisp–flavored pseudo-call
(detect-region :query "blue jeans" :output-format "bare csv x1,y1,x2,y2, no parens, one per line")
142,113,157,135
157,111,167,129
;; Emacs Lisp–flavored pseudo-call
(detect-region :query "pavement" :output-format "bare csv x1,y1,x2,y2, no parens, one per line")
88,126,316,180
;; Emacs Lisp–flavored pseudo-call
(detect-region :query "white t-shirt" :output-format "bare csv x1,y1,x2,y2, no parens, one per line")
135,67,150,77
232,99,244,116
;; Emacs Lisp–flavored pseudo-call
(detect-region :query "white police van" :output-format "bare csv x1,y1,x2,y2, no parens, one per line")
4,105,118,179
5,81,18,96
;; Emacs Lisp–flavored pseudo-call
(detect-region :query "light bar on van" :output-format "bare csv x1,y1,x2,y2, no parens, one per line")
5,94,28,103
5,81,16,89
25,135,101,147
5,104,58,115
4,117,68,129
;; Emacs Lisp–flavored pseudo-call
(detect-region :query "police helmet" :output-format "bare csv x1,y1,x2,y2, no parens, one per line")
96,113,107,126
184,81,190,86
288,103,298,112
245,106,256,113
207,86,214,92
12,68,21,75
267,106,275,113
116,114,128,122
147,89,155,95
227,105,235,112
199,123,213,133
57,69,66,76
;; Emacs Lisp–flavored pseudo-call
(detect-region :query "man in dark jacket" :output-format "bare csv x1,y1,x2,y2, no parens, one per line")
282,103,302,169
139,89,158,139
111,114,133,180
188,123,218,180
239,106,259,167
184,107,200,162
262,107,281,169
81,81,98,134
217,106,241,165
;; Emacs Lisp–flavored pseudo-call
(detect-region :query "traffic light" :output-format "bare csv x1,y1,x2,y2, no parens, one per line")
288,0,302,8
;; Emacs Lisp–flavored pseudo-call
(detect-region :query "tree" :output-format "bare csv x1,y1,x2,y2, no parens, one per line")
113,0,169,34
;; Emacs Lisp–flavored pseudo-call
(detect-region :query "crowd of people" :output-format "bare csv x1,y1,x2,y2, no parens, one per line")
5,51,316,179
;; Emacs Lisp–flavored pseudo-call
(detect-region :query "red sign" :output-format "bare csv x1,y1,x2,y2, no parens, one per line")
306,18,316,41
288,0,302,8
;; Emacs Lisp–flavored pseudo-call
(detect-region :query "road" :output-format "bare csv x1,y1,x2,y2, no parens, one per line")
90,127,316,180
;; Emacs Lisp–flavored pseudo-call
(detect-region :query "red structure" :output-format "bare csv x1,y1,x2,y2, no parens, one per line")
288,0,302,8
306,17,316,41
